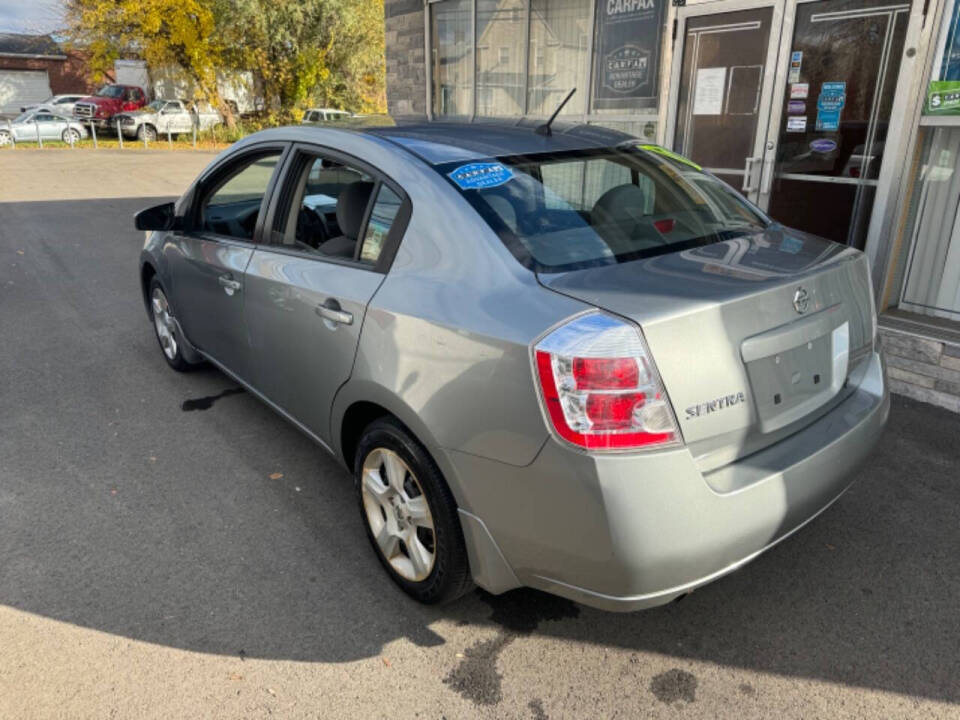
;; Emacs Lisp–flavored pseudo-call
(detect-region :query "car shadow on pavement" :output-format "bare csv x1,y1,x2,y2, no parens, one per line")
1,197,958,707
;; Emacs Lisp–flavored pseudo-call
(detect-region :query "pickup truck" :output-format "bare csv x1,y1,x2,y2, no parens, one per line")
114,99,222,141
73,84,148,129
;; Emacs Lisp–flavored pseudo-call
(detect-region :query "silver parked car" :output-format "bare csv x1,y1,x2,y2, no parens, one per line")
136,121,889,610
116,99,222,141
20,93,87,115
0,110,87,146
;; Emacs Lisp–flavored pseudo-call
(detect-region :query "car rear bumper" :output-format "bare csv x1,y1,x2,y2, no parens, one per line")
447,351,889,611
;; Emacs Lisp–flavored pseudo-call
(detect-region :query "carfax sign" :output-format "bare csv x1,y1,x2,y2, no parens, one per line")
816,81,846,131
592,0,665,110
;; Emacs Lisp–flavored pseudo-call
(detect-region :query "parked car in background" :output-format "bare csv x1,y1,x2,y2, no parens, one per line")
135,121,888,611
115,99,222,141
0,110,87,146
20,94,86,115
302,108,354,124
73,84,148,129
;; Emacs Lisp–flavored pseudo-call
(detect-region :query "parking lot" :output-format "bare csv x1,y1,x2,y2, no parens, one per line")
2,149,959,719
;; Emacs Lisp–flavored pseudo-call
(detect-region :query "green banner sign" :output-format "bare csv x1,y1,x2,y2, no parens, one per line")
926,81,960,115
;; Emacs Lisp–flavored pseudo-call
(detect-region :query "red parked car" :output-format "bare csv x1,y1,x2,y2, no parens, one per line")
73,84,148,129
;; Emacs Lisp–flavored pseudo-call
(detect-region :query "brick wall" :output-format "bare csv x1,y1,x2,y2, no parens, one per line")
384,0,426,117
0,51,104,96
880,327,960,413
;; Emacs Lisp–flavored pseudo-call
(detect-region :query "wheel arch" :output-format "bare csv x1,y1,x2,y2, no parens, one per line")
140,261,158,317
332,381,467,508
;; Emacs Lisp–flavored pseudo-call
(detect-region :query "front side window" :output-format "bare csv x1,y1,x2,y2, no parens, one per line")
439,146,768,272
200,152,282,240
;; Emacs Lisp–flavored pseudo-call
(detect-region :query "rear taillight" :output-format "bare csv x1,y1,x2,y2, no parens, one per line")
533,312,681,451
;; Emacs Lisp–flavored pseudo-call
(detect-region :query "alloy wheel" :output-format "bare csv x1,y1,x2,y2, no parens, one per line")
151,287,178,360
0,131,11,147
361,447,436,582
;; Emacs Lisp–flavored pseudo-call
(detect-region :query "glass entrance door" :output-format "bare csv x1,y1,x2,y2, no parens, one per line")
762,0,911,248
668,2,782,202
668,0,918,249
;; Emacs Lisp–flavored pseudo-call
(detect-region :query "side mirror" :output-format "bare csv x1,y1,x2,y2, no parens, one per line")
135,202,180,231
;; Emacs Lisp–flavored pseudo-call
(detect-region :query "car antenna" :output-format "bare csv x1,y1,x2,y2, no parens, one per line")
535,88,576,137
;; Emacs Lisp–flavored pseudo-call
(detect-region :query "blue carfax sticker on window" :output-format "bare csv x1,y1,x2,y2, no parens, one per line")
448,162,514,190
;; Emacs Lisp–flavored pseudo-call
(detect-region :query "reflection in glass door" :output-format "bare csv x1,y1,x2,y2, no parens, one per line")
763,0,910,248
672,6,777,200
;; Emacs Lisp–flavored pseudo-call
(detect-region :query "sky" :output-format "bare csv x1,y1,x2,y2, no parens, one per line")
0,0,65,34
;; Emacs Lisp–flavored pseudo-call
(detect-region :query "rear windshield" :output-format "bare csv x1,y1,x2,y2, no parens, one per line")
437,146,769,273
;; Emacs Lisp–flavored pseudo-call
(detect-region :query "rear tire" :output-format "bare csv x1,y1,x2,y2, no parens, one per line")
0,130,11,147
148,277,192,372
355,417,472,604
61,128,81,143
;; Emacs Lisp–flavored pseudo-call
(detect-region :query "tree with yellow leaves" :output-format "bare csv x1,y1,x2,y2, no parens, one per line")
64,0,387,126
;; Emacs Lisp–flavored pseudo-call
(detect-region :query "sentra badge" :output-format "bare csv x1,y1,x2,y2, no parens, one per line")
685,392,747,420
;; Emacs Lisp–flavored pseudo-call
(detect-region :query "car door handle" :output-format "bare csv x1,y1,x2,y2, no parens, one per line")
315,300,353,326
218,274,241,294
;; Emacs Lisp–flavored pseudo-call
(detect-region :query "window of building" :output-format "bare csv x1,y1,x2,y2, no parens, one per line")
431,0,474,116
429,0,666,127
527,0,588,117
476,0,526,116
895,0,960,322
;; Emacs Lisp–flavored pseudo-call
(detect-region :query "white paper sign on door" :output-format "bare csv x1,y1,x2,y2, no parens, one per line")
693,67,727,115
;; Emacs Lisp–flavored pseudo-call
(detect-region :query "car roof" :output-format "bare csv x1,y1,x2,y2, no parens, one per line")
360,118,635,165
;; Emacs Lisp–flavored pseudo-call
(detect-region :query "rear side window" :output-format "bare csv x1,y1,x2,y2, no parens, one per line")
200,152,282,240
438,147,769,272
273,151,408,269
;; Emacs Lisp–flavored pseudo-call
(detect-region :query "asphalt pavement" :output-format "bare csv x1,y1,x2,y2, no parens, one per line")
1,149,959,719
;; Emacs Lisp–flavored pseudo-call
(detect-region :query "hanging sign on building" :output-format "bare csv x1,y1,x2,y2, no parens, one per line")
592,0,666,110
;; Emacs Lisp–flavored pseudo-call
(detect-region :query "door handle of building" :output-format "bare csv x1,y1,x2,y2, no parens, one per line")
218,274,241,295
742,156,760,192
760,158,774,195
316,300,353,326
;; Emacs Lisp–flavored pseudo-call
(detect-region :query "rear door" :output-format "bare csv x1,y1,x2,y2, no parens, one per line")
243,145,409,443
165,145,287,382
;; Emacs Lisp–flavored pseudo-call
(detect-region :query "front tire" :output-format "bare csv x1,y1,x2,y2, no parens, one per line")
0,130,11,147
137,124,157,142
149,278,191,371
62,128,81,143
355,418,472,604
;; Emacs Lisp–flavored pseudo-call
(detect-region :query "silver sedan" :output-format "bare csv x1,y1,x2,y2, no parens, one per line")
135,121,889,611
0,110,88,146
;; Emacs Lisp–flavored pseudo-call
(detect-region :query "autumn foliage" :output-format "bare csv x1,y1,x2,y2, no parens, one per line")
64,0,387,125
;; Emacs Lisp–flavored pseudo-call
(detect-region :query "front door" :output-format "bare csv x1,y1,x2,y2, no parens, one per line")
669,1,782,200
669,0,918,249
763,0,911,248
166,148,285,382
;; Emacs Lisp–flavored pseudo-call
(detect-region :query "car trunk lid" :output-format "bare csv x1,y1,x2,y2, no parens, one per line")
537,227,876,470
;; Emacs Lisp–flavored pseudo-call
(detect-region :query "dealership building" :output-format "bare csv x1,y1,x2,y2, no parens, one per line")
384,0,960,411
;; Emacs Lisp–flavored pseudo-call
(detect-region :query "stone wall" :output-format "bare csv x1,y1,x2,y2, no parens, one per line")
384,0,427,117
880,327,960,413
